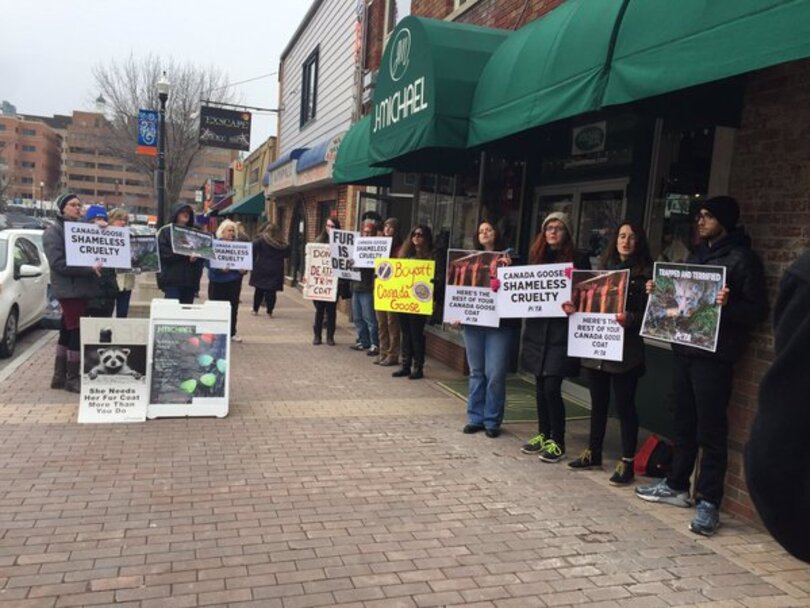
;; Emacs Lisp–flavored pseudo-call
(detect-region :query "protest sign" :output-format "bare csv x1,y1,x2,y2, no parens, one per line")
374,258,435,316
353,236,392,269
640,262,725,352
442,249,505,327
127,235,160,273
567,269,629,361
79,318,148,423
170,225,215,259
303,243,338,302
496,263,572,318
65,222,132,269
330,229,361,281
210,240,253,271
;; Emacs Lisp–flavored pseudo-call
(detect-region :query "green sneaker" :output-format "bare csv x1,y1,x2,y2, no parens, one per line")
538,440,565,463
521,433,547,454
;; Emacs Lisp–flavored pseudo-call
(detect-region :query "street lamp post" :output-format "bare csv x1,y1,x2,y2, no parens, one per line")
156,71,171,228
39,181,44,217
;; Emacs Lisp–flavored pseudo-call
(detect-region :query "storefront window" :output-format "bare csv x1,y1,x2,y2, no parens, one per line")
317,200,336,234
480,154,524,252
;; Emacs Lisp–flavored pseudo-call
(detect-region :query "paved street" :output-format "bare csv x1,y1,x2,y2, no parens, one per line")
0,289,807,608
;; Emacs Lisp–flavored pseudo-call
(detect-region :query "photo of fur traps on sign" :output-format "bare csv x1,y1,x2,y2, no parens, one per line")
126,235,161,273
640,262,725,352
170,225,215,259
442,249,508,327
567,269,629,362
374,258,435,316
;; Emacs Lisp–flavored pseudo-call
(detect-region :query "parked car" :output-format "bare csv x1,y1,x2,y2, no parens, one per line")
0,230,51,357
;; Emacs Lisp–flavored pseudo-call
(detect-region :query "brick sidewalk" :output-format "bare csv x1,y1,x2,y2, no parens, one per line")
0,289,807,607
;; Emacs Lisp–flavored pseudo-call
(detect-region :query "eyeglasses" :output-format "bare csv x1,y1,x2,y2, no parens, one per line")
65,202,82,208
695,211,715,223
412,232,424,237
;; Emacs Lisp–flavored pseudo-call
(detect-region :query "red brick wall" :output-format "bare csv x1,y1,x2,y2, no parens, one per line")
412,0,566,28
726,58,810,521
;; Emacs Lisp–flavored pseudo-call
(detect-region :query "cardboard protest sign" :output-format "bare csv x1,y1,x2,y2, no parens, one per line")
640,262,725,352
65,222,132,269
353,236,392,269
303,243,338,302
442,249,505,327
127,235,160,273
210,240,253,271
374,258,435,316
329,229,361,281
170,225,215,259
567,269,629,361
79,318,148,423
496,263,572,318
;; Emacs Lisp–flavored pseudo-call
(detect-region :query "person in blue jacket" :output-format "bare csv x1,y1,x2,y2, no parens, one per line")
206,219,247,342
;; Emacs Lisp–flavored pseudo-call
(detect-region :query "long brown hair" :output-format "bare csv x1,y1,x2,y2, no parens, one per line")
601,221,652,275
528,225,574,264
398,224,434,259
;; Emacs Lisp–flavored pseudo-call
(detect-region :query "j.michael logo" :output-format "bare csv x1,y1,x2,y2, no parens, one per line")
389,28,411,82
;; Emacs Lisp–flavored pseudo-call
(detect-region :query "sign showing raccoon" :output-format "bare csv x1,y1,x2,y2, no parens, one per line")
87,347,142,380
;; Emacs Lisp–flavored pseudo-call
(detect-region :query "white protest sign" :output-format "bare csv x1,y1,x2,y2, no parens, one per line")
304,243,338,301
210,240,253,271
496,263,572,318
442,249,502,327
65,222,132,269
566,269,629,361
330,229,361,281
353,236,392,269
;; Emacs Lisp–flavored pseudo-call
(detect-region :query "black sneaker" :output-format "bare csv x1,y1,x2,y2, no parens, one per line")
485,428,501,438
609,460,635,485
463,424,484,434
520,434,547,454
568,448,602,469
538,440,565,463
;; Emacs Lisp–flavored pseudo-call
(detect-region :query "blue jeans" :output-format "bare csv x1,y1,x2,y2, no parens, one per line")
464,325,514,430
115,290,132,318
352,291,378,348
163,286,196,304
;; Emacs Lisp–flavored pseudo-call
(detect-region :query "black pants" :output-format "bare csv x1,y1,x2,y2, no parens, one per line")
399,313,427,368
208,279,242,337
587,368,640,459
667,354,734,506
253,288,277,314
313,301,336,339
535,375,565,448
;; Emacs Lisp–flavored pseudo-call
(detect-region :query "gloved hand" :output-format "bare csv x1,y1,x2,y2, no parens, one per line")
490,277,501,292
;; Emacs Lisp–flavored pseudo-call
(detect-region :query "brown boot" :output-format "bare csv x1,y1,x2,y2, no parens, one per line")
65,360,81,394
50,355,67,389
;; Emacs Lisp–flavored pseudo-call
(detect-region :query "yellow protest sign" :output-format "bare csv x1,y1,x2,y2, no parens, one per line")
374,258,435,316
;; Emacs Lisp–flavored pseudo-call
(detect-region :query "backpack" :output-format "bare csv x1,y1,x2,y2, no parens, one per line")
634,435,674,478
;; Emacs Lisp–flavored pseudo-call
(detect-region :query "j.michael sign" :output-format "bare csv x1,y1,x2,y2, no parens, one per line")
198,106,251,151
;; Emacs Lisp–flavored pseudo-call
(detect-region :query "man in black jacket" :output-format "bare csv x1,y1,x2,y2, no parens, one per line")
636,196,768,536
746,252,810,562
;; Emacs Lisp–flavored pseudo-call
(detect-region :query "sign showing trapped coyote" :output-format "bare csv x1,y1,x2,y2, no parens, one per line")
640,262,726,352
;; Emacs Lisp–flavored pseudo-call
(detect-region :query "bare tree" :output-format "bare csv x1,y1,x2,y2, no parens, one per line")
93,55,234,220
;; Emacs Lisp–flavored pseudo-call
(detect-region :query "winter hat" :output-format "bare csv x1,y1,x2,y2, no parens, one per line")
85,205,108,222
56,192,79,213
541,211,573,237
700,196,740,232
383,217,399,232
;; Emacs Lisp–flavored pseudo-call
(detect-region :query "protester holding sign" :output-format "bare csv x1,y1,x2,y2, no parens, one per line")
207,220,247,342
568,222,652,485
249,222,290,317
374,218,402,366
43,193,104,393
520,212,589,463
109,209,136,318
392,225,434,380
312,218,347,345
156,203,205,304
350,220,381,354
636,196,768,537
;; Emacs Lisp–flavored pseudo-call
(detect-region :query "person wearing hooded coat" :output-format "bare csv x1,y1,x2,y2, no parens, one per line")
156,202,205,304
43,192,104,392
249,222,290,316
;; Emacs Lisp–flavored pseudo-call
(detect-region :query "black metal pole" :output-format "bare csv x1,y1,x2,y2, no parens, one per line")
156,91,168,228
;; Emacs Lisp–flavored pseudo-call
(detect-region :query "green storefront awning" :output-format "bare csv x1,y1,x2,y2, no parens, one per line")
603,0,810,107
333,115,392,185
221,191,265,216
468,0,625,148
370,16,509,170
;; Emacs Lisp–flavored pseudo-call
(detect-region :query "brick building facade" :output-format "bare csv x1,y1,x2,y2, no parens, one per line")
0,114,61,205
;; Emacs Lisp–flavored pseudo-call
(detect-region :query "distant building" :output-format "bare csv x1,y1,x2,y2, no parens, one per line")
0,113,61,205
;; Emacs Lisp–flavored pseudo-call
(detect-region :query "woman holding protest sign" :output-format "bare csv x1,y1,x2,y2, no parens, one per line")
311,217,347,345
207,219,248,342
521,212,590,463
392,224,434,380
43,192,104,393
250,222,290,317
108,208,136,318
156,202,204,304
568,222,652,484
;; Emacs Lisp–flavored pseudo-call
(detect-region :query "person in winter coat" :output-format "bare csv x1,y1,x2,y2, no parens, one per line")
520,212,590,463
250,222,290,317
42,193,104,393
108,208,136,318
84,205,119,317
312,217,345,345
374,217,403,366
636,196,768,537
156,203,204,304
207,219,247,341
568,222,652,485
350,219,380,354
746,251,810,563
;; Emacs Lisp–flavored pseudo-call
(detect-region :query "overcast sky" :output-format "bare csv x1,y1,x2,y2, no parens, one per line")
0,0,312,150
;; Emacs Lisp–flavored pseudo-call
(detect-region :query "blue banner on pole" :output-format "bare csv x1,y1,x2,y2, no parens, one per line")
137,109,158,156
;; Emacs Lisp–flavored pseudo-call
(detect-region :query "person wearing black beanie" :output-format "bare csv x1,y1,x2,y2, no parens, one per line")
636,195,768,537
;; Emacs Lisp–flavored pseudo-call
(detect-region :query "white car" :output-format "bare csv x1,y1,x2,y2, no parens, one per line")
0,229,50,357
